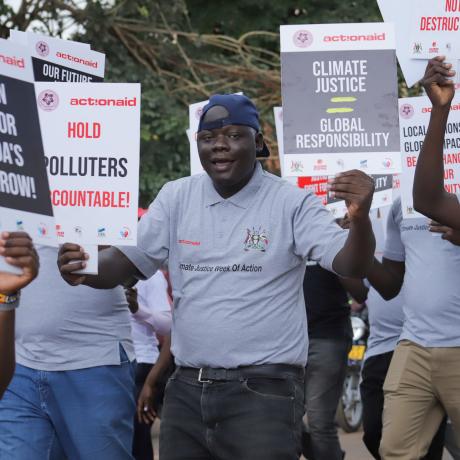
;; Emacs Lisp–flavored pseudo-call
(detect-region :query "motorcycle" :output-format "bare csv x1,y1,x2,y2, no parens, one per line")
336,310,369,433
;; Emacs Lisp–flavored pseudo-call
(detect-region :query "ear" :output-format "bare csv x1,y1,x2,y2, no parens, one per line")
255,132,264,152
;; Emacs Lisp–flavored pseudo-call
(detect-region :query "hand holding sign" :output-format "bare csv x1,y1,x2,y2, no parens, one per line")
328,170,375,221
429,221,460,245
421,56,456,108
0,232,39,294
57,242,88,286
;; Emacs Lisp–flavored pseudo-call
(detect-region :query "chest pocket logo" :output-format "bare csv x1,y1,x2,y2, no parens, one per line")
244,227,269,252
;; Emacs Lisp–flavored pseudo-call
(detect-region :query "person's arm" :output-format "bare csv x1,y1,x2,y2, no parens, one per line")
329,170,376,277
137,334,172,424
0,232,39,398
0,310,15,397
365,200,406,300
365,257,405,301
339,277,369,304
413,56,458,226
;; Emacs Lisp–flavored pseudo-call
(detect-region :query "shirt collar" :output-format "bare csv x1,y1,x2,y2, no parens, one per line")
204,162,264,209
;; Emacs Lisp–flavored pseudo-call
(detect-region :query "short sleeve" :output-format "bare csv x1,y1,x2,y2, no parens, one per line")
293,191,348,272
383,200,405,262
117,182,172,279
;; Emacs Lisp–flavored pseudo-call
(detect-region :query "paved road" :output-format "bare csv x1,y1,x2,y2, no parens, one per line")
151,421,454,459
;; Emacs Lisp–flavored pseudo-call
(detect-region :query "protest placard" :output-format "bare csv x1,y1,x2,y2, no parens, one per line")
35,82,140,254
274,107,394,217
377,0,460,88
399,95,460,218
0,40,55,272
9,31,105,82
280,23,400,177
407,0,460,61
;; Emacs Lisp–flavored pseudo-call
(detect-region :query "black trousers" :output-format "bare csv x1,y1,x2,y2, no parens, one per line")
159,367,305,460
360,351,446,460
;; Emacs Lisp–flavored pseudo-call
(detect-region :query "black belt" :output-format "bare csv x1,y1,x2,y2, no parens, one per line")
175,364,304,383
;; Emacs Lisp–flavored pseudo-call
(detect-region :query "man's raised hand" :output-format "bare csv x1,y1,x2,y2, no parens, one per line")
421,56,455,109
328,170,375,221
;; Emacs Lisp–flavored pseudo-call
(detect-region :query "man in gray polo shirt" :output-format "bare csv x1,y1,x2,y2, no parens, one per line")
366,196,460,459
58,94,376,460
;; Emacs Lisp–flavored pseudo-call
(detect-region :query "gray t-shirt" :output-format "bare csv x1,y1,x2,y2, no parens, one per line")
120,163,348,368
16,246,134,371
365,208,404,360
384,197,460,348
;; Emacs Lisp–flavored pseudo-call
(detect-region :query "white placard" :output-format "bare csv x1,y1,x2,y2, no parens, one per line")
35,82,140,246
407,1,460,61
377,0,460,87
399,95,460,218
280,23,401,176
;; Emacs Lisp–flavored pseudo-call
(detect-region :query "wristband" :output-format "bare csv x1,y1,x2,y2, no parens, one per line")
0,292,20,304
0,292,20,311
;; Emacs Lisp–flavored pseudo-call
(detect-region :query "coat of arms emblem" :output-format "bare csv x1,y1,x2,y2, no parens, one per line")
244,227,269,252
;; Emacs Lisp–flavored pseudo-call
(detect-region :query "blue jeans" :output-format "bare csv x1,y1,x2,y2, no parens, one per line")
0,347,136,460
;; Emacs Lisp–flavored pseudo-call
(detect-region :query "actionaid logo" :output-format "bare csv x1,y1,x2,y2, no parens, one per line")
56,52,98,69
293,30,314,48
37,90,59,111
70,97,137,107
323,33,386,42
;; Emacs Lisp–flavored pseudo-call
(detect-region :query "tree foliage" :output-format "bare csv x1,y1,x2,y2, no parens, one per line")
1,0,420,205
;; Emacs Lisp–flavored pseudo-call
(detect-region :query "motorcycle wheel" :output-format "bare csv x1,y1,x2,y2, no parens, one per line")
336,371,363,433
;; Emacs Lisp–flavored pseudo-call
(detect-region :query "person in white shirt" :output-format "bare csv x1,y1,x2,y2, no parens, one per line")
126,270,172,460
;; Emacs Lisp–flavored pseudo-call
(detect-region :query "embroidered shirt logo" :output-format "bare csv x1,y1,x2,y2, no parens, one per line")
244,227,268,252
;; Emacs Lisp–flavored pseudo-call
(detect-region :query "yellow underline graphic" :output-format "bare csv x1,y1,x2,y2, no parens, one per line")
330,97,357,103
326,108,354,113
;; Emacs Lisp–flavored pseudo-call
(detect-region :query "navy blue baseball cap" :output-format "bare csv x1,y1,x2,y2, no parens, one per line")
198,94,270,158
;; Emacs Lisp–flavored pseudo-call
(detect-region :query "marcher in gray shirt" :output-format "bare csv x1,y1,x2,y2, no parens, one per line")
366,196,460,460
58,94,376,460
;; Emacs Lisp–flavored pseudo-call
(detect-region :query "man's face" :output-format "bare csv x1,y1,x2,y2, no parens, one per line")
197,106,263,196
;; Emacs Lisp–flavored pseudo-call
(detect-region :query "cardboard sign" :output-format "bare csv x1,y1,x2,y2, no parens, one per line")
274,107,394,217
399,95,460,218
377,0,460,87
35,83,140,249
280,23,401,176
9,31,105,82
0,40,54,246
